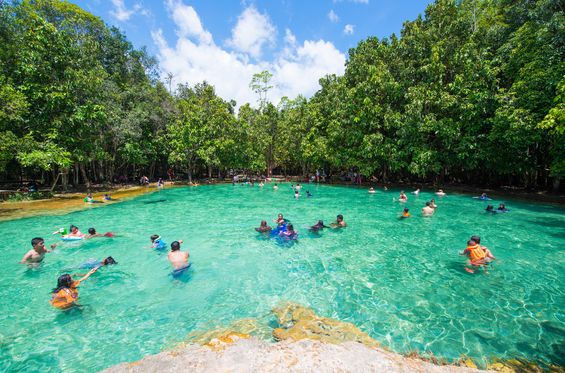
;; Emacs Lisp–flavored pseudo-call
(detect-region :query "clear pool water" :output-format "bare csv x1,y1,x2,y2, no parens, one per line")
1,184,564,371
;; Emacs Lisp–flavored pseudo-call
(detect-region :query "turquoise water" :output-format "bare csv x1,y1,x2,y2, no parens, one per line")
1,184,564,371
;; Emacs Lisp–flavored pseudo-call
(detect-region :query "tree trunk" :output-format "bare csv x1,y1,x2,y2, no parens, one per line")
73,163,79,186
553,178,560,192
149,161,156,180
50,169,60,192
80,163,91,190
208,165,212,178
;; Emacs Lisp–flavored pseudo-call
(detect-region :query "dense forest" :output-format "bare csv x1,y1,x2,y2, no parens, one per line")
0,0,563,192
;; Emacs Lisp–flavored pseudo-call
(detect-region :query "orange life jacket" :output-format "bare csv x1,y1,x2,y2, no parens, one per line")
467,244,486,262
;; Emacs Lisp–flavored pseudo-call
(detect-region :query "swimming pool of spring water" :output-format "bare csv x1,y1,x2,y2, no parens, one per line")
0,183,563,371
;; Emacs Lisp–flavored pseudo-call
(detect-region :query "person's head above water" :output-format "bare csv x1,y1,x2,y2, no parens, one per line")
404,208,409,213
88,228,96,235
69,225,79,233
53,274,73,292
102,256,117,265
337,214,343,222
260,220,268,227
499,203,505,209
470,235,481,244
150,234,160,242
286,224,294,232
486,205,494,211
467,239,477,246
170,241,181,251
425,202,431,207
31,237,44,248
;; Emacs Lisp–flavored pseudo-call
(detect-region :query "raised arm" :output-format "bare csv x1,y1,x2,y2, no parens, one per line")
76,267,100,284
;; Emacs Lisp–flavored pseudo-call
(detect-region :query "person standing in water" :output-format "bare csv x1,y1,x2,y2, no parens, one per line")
19,237,57,264
50,267,99,309
168,241,190,270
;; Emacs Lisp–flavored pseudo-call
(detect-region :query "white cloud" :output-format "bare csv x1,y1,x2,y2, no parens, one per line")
226,6,276,59
152,2,346,108
166,0,212,44
328,10,339,23
110,0,144,21
343,24,355,35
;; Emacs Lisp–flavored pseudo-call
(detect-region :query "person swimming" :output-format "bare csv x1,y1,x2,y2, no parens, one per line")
86,228,114,239
331,214,347,228
497,203,509,212
168,241,189,270
255,220,272,233
422,202,435,216
435,189,446,196
67,225,84,237
309,220,329,231
485,205,495,213
79,256,118,269
50,267,99,309
398,191,408,202
412,188,420,195
294,189,299,199
368,187,376,194
273,183,278,190
150,234,167,250
430,198,437,209
400,208,411,218
279,224,298,240
274,213,288,225
306,190,313,197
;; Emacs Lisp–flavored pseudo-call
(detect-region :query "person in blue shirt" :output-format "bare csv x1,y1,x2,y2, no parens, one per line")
150,234,167,250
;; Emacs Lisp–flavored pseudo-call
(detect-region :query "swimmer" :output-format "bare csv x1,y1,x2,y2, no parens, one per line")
79,256,118,269
412,188,420,195
279,224,298,240
470,235,496,260
67,225,84,237
368,187,376,194
306,190,313,197
430,198,437,209
497,203,509,212
273,183,278,191
84,193,93,203
460,239,488,273
274,213,288,225
435,189,446,196
331,214,347,228
485,205,495,213
19,237,57,264
309,220,329,231
295,183,302,191
294,190,299,199
168,241,189,270
384,186,388,191
398,191,408,202
400,208,411,218
50,267,99,309
422,202,435,216
85,228,114,239
149,234,167,250
255,220,272,233
259,182,264,188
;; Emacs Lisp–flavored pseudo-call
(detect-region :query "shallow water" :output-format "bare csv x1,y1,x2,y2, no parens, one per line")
0,184,564,371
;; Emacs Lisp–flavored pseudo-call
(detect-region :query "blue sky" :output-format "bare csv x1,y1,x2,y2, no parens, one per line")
71,0,432,106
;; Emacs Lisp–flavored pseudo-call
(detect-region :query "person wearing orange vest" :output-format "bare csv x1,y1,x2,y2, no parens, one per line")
461,238,494,273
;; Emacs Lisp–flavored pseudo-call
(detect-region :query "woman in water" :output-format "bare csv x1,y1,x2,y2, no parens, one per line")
279,224,298,240
398,191,408,202
50,267,99,309
255,220,272,233
368,187,376,194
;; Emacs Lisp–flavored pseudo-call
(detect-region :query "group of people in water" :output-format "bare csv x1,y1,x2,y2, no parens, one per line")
256,213,347,241
19,222,190,310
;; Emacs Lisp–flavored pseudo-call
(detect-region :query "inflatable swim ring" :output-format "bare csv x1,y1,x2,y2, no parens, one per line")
61,235,84,241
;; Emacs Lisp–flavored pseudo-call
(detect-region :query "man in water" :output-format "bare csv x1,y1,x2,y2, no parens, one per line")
331,214,347,228
19,237,57,264
422,202,435,216
168,241,190,270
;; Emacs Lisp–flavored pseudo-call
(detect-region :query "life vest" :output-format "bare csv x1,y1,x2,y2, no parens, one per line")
50,283,79,309
467,244,486,261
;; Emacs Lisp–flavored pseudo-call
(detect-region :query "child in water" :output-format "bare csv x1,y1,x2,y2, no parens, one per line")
401,208,411,218
50,267,99,309
86,228,114,239
255,220,272,233
150,235,167,250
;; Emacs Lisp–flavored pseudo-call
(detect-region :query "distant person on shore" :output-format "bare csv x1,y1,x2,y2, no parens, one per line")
167,168,174,181
103,194,112,201
435,189,446,196
255,220,272,233
50,267,99,309
19,237,57,264
422,202,435,216
400,208,411,219
140,175,149,186
168,241,189,270
84,193,102,203
157,178,164,188
331,214,347,228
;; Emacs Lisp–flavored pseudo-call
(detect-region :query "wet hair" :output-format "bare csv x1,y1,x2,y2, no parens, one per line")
337,214,343,220
318,220,324,225
150,234,160,242
486,205,494,211
53,274,73,293
70,225,78,232
31,237,44,246
287,224,294,232
102,256,117,265
171,241,180,251
88,228,96,235
426,202,431,207
467,239,476,246
470,235,481,244
404,208,409,212
260,220,267,227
